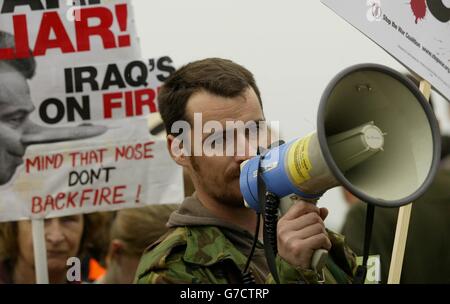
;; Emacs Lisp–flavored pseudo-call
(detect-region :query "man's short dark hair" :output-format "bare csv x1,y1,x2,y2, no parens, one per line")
0,31,36,79
158,58,263,135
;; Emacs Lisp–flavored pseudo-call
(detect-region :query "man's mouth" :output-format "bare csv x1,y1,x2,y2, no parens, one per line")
8,148,25,160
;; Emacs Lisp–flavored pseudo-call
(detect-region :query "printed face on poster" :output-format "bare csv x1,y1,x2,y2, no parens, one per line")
321,0,450,100
0,0,183,222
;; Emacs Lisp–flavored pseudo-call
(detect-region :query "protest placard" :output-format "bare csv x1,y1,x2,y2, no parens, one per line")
322,0,450,99
0,0,183,222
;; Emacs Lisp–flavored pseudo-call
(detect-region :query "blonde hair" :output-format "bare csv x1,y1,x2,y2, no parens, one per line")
109,204,179,256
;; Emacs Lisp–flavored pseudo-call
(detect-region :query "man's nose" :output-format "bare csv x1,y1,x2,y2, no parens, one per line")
4,132,27,157
45,219,65,244
21,121,107,146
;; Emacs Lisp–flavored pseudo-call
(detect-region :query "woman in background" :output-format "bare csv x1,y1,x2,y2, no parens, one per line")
0,213,110,284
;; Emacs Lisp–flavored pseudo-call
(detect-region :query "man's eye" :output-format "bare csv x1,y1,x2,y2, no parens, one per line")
7,114,26,128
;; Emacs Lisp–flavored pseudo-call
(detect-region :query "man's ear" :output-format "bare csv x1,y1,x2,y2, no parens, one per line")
167,134,190,167
109,239,126,261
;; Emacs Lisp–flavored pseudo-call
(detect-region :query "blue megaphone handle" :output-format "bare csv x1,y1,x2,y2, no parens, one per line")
240,141,323,212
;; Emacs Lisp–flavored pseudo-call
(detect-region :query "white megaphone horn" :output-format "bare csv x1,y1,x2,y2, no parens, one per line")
240,63,441,278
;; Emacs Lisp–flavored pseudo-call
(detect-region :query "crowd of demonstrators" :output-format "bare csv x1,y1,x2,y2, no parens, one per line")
0,205,182,284
0,213,110,284
1,18,447,284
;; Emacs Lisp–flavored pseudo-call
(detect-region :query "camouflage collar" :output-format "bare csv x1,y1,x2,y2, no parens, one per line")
182,226,248,269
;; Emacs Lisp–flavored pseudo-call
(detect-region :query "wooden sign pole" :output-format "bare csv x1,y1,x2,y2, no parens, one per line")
387,80,432,284
32,219,49,284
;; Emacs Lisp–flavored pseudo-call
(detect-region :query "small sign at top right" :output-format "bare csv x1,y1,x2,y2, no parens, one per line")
322,0,450,100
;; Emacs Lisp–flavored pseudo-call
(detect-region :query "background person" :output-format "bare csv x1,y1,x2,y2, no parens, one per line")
97,205,179,284
0,213,110,284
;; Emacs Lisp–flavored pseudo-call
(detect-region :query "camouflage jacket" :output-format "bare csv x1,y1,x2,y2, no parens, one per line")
134,225,357,284
134,196,357,284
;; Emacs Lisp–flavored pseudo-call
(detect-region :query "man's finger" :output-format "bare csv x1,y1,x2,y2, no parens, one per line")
279,212,324,233
303,233,332,251
319,207,329,221
281,200,320,221
291,222,326,240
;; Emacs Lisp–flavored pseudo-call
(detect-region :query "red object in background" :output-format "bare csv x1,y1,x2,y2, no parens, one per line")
115,4,130,47
88,258,106,282
410,0,427,24
0,4,131,60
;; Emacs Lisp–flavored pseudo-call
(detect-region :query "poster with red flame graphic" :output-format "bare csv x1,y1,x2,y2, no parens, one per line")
322,0,450,100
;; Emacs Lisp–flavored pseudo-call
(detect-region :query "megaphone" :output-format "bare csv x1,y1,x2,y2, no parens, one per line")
240,63,441,211
239,64,441,281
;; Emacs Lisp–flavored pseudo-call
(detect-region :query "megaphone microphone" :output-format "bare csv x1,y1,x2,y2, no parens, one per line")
241,120,387,211
240,121,386,275
240,63,441,282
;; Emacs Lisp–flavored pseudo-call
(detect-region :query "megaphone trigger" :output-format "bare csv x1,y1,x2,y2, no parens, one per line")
311,249,328,274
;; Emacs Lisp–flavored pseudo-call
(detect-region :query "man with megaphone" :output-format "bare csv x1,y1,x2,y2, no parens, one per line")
134,58,359,284
0,31,107,186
